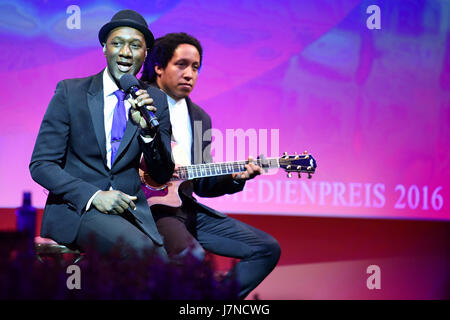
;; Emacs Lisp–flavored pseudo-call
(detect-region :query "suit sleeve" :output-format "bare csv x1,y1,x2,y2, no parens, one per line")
29,80,99,215
193,113,245,198
140,88,175,185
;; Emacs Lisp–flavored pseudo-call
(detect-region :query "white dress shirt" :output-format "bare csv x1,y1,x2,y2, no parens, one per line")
103,68,131,169
167,95,193,165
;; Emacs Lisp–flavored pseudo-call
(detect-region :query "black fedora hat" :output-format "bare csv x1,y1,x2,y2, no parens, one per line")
98,9,154,48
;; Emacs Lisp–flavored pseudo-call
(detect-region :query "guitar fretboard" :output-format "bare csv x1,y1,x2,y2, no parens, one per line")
175,158,280,180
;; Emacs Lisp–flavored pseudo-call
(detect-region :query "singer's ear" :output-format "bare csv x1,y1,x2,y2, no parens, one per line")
102,43,106,55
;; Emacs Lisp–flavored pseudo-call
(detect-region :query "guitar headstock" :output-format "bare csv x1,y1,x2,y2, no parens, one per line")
279,151,317,178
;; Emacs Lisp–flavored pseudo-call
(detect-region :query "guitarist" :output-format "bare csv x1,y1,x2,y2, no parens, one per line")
140,33,281,299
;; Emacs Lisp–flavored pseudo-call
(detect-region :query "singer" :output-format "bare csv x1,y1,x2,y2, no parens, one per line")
29,10,174,259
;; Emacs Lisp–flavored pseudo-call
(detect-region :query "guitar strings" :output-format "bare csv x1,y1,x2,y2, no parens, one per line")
143,155,313,183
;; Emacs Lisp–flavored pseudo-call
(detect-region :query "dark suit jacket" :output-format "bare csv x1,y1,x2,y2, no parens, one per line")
177,97,246,217
29,71,174,245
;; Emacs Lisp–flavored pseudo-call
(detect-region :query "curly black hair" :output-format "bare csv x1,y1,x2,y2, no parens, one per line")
141,32,203,84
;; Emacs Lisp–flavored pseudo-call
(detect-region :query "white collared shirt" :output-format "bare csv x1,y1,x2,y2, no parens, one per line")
167,95,192,165
103,68,131,169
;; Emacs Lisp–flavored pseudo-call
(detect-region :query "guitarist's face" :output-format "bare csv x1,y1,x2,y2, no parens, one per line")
155,43,200,101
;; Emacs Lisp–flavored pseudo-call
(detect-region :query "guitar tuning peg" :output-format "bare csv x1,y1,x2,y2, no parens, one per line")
303,150,308,155
308,173,312,179
296,166,301,170
283,152,288,156
286,165,291,170
298,173,301,179
287,173,292,178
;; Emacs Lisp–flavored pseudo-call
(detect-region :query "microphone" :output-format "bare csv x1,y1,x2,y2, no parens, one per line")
119,74,160,132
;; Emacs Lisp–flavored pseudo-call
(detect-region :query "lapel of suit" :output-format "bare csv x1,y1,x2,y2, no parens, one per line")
186,97,203,165
87,71,139,169
87,72,107,167
113,115,138,167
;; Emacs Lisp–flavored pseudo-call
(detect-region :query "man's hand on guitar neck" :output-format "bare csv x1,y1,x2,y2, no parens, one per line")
232,156,262,182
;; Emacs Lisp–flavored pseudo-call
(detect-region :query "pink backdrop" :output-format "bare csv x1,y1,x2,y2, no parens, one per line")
0,0,448,221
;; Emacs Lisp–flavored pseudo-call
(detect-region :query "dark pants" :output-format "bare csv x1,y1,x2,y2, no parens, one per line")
75,208,168,261
155,205,281,299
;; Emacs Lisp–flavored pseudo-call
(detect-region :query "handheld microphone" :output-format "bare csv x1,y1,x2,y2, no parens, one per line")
119,74,160,131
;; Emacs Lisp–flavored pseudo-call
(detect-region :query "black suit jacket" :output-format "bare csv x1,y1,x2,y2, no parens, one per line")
30,71,174,245
177,97,246,217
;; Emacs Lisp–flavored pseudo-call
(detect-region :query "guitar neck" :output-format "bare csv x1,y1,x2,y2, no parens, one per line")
175,158,280,180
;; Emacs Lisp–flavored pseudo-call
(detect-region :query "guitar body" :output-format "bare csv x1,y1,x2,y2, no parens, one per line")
139,142,189,208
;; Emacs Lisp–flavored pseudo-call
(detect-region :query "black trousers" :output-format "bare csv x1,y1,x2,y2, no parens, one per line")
154,204,281,299
75,208,167,260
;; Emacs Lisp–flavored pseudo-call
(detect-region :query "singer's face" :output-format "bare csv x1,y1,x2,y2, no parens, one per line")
155,43,200,101
104,27,147,83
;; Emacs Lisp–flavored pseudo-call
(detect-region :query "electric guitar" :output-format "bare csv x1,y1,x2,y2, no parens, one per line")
139,144,317,208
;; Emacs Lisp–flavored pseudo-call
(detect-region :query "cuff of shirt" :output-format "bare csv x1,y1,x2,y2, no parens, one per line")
140,135,154,143
86,190,102,211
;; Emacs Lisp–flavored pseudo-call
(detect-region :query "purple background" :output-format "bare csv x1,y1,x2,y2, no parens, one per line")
0,0,448,221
